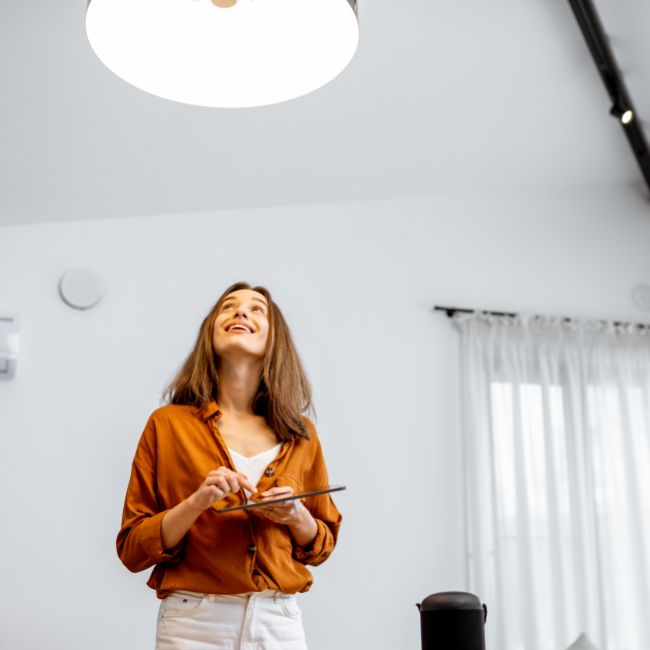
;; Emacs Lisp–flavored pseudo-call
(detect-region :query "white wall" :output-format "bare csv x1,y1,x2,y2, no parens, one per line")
1,191,649,650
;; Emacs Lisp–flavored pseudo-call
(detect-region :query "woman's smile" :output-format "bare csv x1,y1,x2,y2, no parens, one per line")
225,322,255,333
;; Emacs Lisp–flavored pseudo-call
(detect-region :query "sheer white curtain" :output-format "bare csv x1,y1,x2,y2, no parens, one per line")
455,313,650,650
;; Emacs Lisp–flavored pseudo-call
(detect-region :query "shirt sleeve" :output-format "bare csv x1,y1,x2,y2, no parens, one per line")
292,420,342,566
116,417,183,573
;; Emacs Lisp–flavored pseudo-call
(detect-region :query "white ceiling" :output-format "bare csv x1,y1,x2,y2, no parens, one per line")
1,0,649,227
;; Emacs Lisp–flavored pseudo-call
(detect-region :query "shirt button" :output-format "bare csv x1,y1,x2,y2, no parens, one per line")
264,466,275,477
248,545,257,554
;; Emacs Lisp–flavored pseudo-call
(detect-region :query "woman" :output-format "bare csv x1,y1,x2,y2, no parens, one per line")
117,282,342,650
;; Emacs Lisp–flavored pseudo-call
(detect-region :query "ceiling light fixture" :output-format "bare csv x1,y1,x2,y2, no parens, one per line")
568,0,650,195
86,0,359,108
610,103,634,125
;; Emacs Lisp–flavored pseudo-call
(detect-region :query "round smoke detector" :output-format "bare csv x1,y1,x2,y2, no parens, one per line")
631,283,650,311
59,269,106,310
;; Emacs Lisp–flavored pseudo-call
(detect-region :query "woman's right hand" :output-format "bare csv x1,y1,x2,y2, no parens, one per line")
188,467,257,511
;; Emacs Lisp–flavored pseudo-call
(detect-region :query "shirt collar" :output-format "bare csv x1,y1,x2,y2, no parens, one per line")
198,401,221,422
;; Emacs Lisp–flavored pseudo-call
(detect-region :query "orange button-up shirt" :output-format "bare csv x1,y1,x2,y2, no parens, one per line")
116,402,342,598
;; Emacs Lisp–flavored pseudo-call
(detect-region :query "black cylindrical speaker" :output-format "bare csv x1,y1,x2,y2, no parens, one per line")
417,591,487,650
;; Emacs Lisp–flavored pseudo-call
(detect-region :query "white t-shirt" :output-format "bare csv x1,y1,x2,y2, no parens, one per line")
229,443,282,499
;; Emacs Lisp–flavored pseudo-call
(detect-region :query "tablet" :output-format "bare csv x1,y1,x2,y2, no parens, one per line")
212,485,346,513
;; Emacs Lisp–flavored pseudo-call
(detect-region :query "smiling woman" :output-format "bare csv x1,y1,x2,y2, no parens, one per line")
116,282,342,650
166,282,313,441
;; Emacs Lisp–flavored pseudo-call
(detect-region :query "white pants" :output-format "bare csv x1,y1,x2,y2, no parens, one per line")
155,590,308,650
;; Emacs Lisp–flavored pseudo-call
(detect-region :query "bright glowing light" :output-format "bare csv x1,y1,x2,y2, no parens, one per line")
86,0,359,108
621,109,634,125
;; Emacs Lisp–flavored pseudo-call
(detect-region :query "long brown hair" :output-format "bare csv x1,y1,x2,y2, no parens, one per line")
164,282,313,440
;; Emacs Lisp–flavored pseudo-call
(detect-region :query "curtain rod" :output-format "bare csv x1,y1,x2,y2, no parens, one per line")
433,305,650,329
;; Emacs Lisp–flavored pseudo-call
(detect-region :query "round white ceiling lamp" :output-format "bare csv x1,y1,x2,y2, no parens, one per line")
59,269,106,310
85,0,360,108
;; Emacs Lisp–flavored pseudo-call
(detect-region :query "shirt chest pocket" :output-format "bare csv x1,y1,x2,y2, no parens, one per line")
271,473,303,495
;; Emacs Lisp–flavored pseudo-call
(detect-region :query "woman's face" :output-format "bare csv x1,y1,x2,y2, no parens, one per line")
212,289,270,361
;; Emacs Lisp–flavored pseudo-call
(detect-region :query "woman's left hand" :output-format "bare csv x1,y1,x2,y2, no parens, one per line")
255,486,319,547
255,486,307,525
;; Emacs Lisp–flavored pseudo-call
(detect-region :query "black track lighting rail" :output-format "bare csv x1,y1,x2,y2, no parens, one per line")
568,0,650,194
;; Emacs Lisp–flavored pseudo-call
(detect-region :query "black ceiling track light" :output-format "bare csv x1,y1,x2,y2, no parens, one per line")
568,0,650,195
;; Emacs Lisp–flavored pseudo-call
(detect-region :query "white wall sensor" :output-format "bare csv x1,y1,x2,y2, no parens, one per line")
631,283,650,311
59,269,106,310
0,313,20,381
